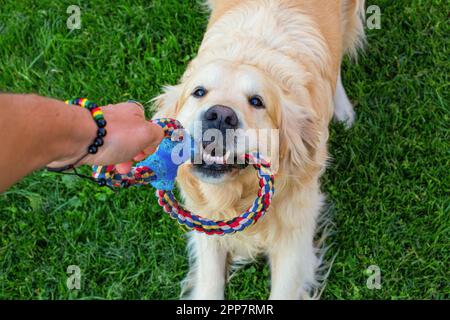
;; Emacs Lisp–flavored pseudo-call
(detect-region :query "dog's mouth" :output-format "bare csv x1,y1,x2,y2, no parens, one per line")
192,148,248,179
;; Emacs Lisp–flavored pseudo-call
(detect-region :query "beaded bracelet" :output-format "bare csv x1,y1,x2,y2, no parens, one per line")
66,98,107,154
46,98,107,172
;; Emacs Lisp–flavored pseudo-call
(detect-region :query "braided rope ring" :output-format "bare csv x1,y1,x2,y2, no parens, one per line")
156,153,274,235
93,118,275,236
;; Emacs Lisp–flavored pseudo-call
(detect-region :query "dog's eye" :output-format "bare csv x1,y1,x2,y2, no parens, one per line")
192,87,207,98
249,95,265,109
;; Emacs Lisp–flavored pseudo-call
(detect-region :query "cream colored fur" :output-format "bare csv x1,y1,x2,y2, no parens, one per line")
153,0,365,299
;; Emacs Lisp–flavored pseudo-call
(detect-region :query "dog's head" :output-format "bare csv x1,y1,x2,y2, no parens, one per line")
155,58,322,184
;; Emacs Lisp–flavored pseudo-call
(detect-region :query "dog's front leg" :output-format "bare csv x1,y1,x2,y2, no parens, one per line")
187,233,228,300
268,197,321,300
268,226,318,300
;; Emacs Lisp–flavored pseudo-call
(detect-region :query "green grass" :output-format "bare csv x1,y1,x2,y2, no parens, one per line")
0,0,448,299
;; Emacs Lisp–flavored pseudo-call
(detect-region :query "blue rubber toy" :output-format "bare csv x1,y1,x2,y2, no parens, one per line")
135,131,195,190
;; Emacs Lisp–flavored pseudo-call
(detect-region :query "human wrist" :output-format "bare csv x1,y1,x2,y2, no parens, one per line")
70,105,98,162
52,101,98,166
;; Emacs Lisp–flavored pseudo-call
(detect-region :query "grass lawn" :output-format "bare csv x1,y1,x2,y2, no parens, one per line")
0,0,448,299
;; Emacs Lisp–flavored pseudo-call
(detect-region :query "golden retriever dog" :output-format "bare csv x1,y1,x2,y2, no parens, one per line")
154,0,365,299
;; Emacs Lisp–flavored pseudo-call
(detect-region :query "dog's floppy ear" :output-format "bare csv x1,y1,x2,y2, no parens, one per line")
152,84,183,119
279,99,322,175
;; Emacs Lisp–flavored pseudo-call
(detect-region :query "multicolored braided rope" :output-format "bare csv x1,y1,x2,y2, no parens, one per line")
92,118,275,236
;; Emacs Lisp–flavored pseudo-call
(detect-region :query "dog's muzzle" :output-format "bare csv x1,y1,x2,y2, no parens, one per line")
193,105,247,177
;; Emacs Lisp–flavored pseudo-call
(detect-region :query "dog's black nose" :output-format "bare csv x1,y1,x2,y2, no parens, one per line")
203,105,239,130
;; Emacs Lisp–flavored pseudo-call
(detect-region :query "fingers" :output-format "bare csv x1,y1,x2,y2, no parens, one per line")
116,148,155,174
145,121,165,146
143,144,158,156
131,121,164,157
116,126,161,173
103,101,145,117
116,161,133,174
127,100,145,111
100,101,164,173
140,123,163,157
133,151,147,162
114,149,151,175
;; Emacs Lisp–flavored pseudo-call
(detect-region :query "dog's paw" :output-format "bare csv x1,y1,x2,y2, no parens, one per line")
334,97,356,128
334,72,356,128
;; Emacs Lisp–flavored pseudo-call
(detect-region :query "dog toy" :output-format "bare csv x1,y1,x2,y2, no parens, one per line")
91,118,275,236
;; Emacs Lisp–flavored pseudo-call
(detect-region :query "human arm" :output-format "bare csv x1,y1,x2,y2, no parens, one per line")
0,94,164,192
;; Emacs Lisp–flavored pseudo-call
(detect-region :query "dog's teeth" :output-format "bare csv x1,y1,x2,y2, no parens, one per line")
202,151,228,164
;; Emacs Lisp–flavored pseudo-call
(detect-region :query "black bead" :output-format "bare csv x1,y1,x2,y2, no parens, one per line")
94,137,104,147
97,128,107,137
88,145,98,154
96,119,107,128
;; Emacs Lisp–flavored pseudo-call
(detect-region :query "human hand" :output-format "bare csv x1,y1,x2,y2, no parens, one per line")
47,101,164,174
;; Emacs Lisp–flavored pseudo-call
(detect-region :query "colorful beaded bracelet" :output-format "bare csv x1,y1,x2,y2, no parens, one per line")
66,98,107,154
